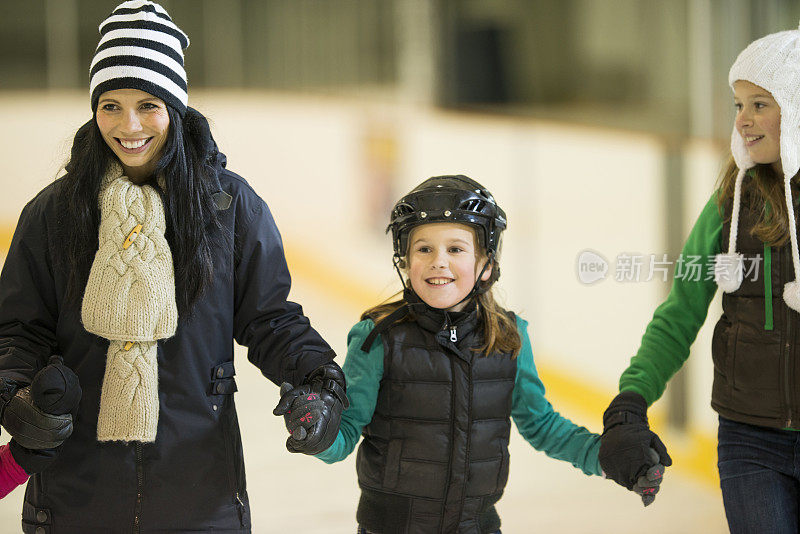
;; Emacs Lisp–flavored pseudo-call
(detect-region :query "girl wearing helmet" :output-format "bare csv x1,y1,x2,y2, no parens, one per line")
315,175,634,533
598,21,800,534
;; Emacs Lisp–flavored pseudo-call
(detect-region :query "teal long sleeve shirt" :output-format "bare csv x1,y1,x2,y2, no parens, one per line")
619,192,723,404
316,315,602,477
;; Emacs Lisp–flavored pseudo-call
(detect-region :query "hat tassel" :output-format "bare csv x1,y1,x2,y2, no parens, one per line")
782,175,800,311
716,168,745,292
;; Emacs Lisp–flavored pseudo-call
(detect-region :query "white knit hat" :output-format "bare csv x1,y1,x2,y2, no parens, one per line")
90,0,189,116
716,21,800,312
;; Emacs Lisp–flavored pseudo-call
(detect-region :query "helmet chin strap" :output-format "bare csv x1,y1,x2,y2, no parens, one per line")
392,254,407,291
392,252,495,312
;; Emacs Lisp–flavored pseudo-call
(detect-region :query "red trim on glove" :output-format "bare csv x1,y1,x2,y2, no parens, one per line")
0,443,29,499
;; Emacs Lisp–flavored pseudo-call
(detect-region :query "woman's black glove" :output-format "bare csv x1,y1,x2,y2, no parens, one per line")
0,377,23,429
272,362,349,455
1,356,81,452
599,391,672,506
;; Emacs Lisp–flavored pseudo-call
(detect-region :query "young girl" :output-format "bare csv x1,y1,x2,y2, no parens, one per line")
315,175,646,533
599,22,800,533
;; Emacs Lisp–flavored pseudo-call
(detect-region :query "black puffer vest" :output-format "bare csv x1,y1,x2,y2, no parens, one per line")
356,304,517,533
712,182,800,428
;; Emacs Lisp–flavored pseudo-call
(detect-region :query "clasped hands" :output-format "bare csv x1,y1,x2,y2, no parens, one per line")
599,391,672,506
272,362,349,455
1,355,82,473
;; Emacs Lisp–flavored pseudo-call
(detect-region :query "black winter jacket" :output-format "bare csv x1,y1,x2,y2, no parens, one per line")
0,157,334,533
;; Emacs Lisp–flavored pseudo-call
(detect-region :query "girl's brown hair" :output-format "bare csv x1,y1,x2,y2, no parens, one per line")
717,156,800,246
362,258,522,358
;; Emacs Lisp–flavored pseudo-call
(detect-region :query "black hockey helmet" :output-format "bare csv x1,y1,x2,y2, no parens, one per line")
388,175,507,258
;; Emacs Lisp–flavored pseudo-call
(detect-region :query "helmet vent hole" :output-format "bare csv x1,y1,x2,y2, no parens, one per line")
395,203,415,217
460,199,485,212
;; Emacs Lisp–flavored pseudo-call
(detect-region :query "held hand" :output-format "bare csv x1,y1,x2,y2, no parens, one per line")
598,391,672,506
274,382,322,442
30,355,82,416
272,363,349,455
2,387,72,450
1,355,82,452
631,449,666,506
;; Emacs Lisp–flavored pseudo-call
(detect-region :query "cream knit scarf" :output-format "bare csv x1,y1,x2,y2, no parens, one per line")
81,164,178,442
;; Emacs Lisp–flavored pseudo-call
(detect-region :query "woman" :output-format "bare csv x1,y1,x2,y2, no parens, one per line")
0,2,346,532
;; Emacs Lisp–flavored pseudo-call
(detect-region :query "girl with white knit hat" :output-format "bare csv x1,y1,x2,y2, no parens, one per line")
0,1,347,531
597,20,800,533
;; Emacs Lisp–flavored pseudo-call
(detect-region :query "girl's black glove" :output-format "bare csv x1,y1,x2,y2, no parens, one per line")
599,391,672,506
272,362,349,455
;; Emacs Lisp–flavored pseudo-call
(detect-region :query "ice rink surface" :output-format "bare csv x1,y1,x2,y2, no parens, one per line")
0,267,729,533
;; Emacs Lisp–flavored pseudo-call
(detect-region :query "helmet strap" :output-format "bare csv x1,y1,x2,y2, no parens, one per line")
455,251,495,307
392,254,407,291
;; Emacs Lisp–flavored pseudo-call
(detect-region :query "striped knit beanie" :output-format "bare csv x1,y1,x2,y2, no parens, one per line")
90,0,190,116
715,21,800,312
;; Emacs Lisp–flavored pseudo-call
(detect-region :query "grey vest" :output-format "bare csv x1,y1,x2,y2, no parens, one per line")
356,306,517,533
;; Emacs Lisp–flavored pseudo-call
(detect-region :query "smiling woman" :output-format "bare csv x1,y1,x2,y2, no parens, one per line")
0,1,346,533
95,89,170,183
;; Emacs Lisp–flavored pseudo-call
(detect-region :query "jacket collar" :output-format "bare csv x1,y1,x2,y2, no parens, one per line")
405,289,480,339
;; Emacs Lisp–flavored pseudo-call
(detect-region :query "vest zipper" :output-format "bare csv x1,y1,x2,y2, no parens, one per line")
442,356,458,532
785,251,793,428
786,307,793,428
133,442,144,533
442,311,458,342
764,244,773,330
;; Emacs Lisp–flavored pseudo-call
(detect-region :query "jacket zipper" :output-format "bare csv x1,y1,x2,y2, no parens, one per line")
221,402,246,527
235,492,245,524
134,442,143,533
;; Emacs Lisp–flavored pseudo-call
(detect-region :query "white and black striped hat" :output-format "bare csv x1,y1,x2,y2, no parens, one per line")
90,0,190,116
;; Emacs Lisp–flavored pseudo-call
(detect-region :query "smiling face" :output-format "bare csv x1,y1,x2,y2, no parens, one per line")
733,80,782,173
95,88,170,183
406,222,492,312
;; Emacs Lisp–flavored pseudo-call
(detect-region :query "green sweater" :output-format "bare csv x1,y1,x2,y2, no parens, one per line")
619,193,723,404
316,315,602,477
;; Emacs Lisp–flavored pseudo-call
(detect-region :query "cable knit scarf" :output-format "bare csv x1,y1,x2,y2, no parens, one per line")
81,164,178,442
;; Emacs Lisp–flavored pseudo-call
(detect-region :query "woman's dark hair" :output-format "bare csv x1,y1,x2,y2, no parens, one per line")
59,105,222,316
